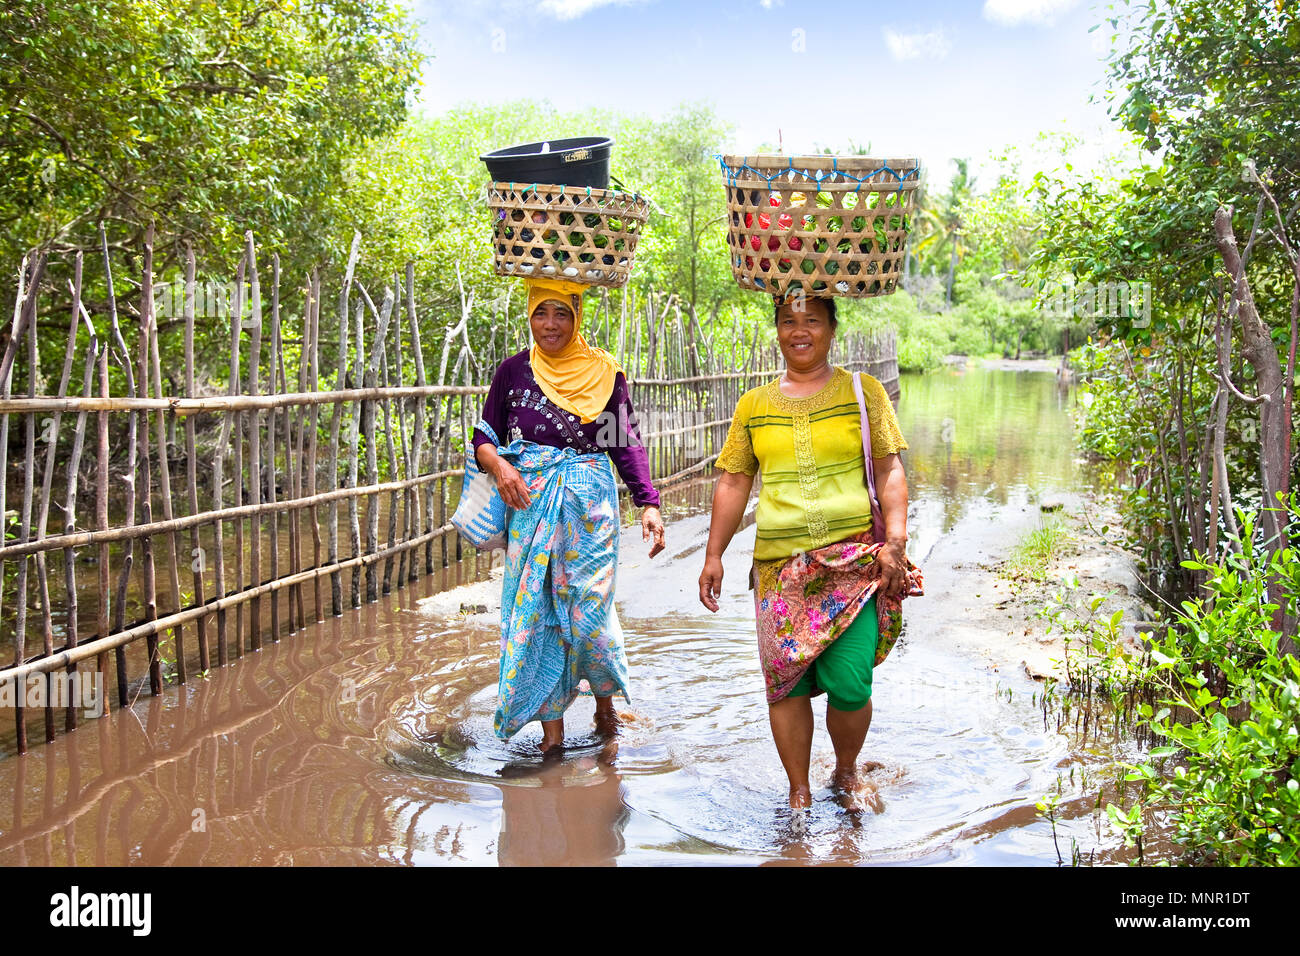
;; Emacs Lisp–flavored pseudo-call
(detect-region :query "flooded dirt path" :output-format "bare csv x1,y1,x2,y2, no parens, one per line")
0,365,1150,865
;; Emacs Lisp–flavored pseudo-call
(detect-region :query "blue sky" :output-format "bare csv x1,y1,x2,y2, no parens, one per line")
408,0,1150,190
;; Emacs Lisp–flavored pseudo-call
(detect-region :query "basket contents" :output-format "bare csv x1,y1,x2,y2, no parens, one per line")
719,155,923,298
484,182,650,289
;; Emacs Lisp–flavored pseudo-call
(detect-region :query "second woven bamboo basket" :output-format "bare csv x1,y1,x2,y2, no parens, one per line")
719,155,923,298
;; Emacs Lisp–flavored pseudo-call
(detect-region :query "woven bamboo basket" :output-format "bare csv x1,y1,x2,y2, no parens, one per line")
719,155,923,298
485,182,651,288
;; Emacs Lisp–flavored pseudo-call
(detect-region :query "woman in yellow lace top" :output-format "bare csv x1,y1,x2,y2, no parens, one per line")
698,295,921,813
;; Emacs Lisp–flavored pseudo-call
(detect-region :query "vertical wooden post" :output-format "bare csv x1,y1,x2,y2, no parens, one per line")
307,268,323,620
244,232,262,650
94,292,111,714
329,234,361,616
359,284,394,603
394,274,413,588
405,263,432,577
147,231,185,685
35,253,83,740
12,253,46,749
380,348,399,593
183,245,209,672
285,255,306,632
64,257,98,731
266,253,282,641
102,225,136,705
137,223,161,695
0,255,24,746
347,298,364,608
403,263,423,583
212,256,245,665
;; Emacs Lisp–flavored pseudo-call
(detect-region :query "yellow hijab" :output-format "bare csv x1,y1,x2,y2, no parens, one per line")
525,277,622,424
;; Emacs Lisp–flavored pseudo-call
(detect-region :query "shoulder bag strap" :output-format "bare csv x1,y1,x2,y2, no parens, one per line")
851,371,887,543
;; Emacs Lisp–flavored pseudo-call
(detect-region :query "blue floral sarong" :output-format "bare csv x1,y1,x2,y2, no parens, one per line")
486,421,629,739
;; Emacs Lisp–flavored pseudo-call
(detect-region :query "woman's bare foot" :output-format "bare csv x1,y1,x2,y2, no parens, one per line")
830,766,883,813
593,714,621,738
593,697,623,739
788,784,812,809
831,766,859,791
538,718,564,755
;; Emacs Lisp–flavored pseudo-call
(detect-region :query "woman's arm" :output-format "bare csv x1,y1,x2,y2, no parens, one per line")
858,373,910,599
602,374,661,507
698,470,755,612
471,360,532,509
475,442,531,510
601,373,665,557
872,452,909,599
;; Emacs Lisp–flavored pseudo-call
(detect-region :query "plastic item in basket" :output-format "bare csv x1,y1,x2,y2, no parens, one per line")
480,137,613,189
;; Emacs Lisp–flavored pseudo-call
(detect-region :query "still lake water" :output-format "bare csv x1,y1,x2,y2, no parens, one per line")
0,363,1145,865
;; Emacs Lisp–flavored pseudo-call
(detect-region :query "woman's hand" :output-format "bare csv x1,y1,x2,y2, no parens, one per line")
876,540,909,600
872,452,910,599
490,458,531,510
699,554,724,612
642,506,665,558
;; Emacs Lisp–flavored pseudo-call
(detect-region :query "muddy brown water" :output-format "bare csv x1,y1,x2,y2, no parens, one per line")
0,365,1152,865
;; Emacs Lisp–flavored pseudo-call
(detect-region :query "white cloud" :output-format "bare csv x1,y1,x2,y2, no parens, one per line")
982,0,1081,27
883,27,952,61
760,0,784,8
536,0,645,19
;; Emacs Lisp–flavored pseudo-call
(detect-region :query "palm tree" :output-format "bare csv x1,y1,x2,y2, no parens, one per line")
914,159,976,306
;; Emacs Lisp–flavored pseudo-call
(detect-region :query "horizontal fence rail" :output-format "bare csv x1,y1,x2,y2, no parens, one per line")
0,229,899,755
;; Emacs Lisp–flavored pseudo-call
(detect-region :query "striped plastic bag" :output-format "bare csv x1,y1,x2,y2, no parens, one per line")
452,420,507,550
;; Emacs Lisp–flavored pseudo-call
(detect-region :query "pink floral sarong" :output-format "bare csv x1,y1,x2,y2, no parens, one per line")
752,531,924,704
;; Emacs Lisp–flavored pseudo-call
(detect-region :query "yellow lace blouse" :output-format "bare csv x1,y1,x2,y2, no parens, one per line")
716,367,907,562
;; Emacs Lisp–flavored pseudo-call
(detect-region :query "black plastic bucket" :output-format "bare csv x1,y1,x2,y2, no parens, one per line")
480,136,612,189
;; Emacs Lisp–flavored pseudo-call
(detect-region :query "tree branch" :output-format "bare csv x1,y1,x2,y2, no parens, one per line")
1240,193,1269,272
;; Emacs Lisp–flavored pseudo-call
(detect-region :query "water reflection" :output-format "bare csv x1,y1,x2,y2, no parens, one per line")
898,362,1088,561
497,746,628,866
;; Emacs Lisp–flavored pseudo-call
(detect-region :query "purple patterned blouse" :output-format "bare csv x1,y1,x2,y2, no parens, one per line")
471,350,661,508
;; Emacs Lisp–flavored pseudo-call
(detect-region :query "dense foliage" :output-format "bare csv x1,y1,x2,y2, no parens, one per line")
1035,0,1300,865
1033,0,1299,593
2,0,424,271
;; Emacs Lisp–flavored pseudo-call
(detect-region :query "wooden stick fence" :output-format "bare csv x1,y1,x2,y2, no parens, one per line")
0,232,898,755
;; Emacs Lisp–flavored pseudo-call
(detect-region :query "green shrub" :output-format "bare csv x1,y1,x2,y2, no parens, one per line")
1003,517,1072,583
1134,507,1300,865
1048,500,1300,865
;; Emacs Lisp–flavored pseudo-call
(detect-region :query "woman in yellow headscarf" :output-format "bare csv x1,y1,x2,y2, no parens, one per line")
472,277,666,753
